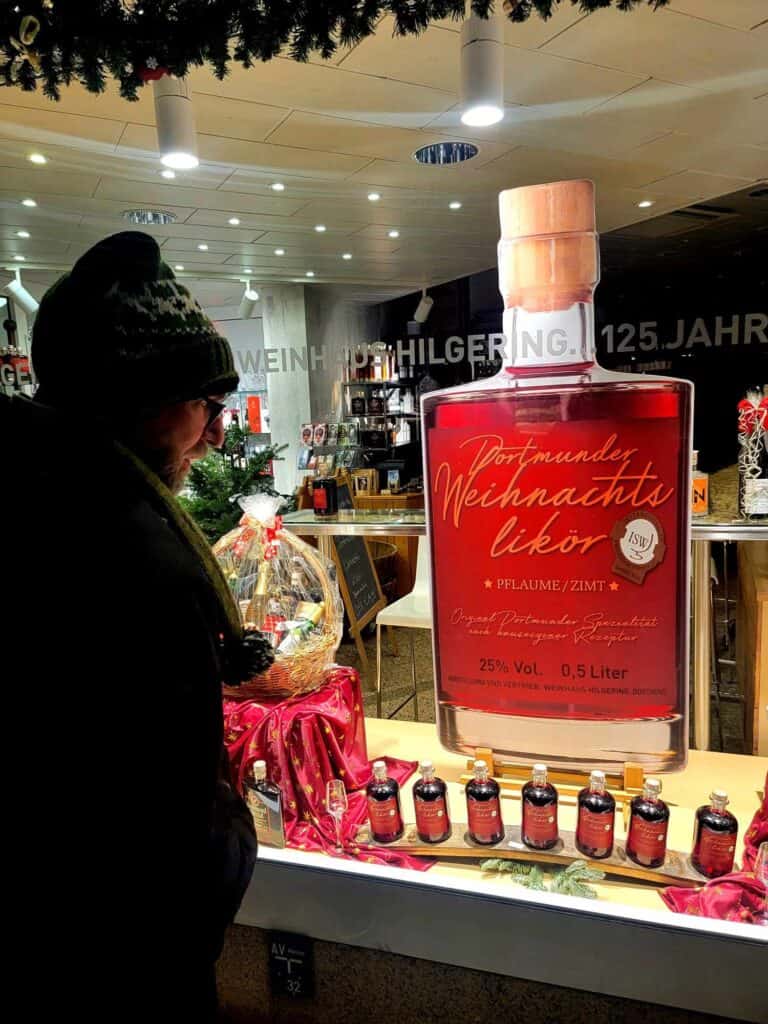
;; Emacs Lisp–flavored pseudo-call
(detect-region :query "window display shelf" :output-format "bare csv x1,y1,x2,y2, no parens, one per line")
239,718,766,1022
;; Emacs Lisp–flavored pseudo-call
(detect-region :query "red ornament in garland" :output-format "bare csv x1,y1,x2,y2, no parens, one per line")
138,58,168,82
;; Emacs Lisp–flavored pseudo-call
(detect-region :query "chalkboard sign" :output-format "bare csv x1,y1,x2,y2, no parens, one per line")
331,476,386,666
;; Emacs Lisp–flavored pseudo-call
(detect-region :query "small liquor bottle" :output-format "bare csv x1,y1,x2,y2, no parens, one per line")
626,777,669,869
466,759,504,845
244,760,285,847
576,769,615,859
312,476,338,516
413,759,451,843
691,790,739,879
366,760,404,843
521,763,559,850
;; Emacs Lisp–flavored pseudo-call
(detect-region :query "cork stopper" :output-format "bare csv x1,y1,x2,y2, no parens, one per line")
498,179,599,313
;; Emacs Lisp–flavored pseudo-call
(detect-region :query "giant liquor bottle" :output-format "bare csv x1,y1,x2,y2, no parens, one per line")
422,180,692,772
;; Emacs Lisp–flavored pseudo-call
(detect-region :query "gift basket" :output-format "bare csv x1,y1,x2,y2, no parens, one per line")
214,495,343,700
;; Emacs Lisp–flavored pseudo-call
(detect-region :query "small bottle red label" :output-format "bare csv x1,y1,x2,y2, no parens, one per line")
577,807,614,850
415,797,449,841
368,795,401,836
313,488,328,510
629,816,667,861
467,797,502,841
698,828,737,876
523,802,558,844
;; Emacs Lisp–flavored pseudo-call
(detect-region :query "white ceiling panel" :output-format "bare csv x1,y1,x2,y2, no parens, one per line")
668,1,768,31
630,133,768,181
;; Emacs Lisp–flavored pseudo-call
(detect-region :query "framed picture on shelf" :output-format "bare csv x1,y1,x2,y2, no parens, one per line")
352,468,378,496
326,422,339,446
387,468,400,492
297,447,312,470
346,422,359,446
313,422,328,446
300,423,313,446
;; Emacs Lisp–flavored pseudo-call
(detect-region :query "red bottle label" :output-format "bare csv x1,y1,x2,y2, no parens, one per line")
523,801,558,844
415,797,449,840
425,409,684,721
467,797,502,841
697,827,737,876
368,795,401,836
577,807,614,850
628,816,667,862
313,488,328,511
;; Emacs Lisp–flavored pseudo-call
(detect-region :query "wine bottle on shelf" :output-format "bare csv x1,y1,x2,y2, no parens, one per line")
413,759,451,843
626,777,669,868
366,760,404,843
465,759,504,845
244,760,285,847
521,763,559,850
575,769,615,859
691,789,738,879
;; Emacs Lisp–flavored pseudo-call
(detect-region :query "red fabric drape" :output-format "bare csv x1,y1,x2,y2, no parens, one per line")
661,772,767,925
224,665,433,870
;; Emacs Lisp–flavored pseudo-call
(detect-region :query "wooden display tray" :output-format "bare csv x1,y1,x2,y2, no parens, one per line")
355,822,707,887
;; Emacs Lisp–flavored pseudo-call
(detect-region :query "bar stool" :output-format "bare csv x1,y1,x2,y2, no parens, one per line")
375,537,432,720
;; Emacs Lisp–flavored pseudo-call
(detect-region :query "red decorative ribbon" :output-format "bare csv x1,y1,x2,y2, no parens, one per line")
264,515,283,561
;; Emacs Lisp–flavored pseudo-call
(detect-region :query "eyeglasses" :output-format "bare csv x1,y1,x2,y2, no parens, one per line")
200,397,226,430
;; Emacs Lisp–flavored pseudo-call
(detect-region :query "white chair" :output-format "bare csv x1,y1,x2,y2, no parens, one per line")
375,537,432,719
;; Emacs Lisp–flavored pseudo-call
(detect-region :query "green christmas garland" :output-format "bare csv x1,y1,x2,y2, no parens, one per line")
1,1,668,101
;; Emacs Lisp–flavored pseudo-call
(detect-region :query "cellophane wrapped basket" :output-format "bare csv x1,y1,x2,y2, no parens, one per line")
213,495,343,700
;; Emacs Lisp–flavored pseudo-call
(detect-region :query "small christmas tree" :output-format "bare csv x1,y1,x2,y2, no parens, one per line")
180,423,290,543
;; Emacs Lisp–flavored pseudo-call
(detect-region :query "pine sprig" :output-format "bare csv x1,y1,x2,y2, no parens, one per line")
1,1,670,100
480,857,606,898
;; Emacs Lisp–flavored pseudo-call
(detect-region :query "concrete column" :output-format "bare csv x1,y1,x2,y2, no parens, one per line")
260,285,313,496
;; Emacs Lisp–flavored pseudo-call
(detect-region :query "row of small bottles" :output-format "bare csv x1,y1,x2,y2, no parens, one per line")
344,343,398,382
367,760,739,879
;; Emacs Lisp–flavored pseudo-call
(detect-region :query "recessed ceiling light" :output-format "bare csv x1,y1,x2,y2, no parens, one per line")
28,153,46,165
315,224,326,232
342,253,352,260
123,208,176,225
174,264,184,271
413,141,478,165
244,268,253,274
271,182,285,191
197,243,208,251
16,230,30,238
306,271,315,277
161,169,176,179
388,230,400,239
228,217,240,225
274,248,285,256
13,254,25,260
637,199,655,209
368,192,381,202
449,201,462,210
21,198,36,207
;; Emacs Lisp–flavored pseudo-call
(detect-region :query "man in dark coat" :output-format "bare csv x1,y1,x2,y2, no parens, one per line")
1,233,269,1021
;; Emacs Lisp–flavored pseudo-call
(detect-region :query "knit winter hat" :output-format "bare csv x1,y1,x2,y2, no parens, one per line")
32,231,238,410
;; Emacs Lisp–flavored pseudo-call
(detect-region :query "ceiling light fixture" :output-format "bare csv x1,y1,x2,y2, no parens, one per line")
305,271,315,278
22,198,36,207
4,270,39,315
342,253,352,260
161,169,176,179
228,217,240,225
460,12,504,127
13,254,25,261
153,75,199,169
413,288,434,324
368,192,381,202
315,224,326,232
271,182,285,191
28,153,47,165
16,230,30,238
244,268,253,274
239,279,259,319
638,199,655,208
388,230,400,239
274,248,285,256
449,201,462,210
174,264,184,271
197,243,208,250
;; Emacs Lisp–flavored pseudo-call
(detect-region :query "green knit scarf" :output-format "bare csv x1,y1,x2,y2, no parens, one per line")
115,442,243,646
